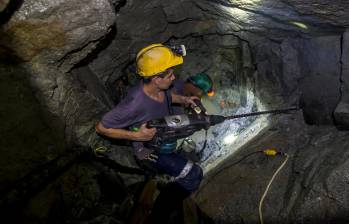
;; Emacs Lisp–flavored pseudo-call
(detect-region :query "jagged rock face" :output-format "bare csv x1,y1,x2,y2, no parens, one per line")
254,35,342,125
285,0,349,27
2,0,349,223
0,0,115,69
0,0,117,149
334,30,349,128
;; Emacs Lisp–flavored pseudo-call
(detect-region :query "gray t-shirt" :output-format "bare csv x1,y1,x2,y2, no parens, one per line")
171,79,185,115
101,82,171,129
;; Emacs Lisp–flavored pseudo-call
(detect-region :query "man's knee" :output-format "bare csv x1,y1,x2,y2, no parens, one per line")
177,163,203,193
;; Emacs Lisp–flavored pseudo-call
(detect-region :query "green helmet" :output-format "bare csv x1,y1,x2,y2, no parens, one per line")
187,73,214,96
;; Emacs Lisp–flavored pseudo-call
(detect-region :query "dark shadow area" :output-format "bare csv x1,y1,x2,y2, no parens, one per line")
0,62,70,222
0,0,26,65
72,66,115,109
94,154,145,175
0,38,26,65
114,0,127,13
0,0,24,25
0,148,87,222
105,62,141,107
110,74,129,104
40,160,141,224
0,62,67,191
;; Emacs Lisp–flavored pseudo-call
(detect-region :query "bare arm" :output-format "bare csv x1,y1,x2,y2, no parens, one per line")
171,93,200,106
95,122,156,141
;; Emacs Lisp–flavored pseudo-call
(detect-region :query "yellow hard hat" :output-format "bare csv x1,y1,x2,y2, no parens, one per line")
136,44,183,77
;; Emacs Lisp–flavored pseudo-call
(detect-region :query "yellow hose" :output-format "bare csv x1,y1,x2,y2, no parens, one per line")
259,153,289,224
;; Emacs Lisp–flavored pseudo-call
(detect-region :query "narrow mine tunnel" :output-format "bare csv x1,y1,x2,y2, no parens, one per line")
1,0,349,223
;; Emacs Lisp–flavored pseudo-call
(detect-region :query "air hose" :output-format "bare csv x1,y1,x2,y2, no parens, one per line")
198,148,289,224
259,149,289,224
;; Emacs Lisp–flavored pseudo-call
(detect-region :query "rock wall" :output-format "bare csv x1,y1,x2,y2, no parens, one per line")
0,0,116,148
334,29,349,129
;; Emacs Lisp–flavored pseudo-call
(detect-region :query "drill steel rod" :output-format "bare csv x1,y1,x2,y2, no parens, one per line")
225,107,299,120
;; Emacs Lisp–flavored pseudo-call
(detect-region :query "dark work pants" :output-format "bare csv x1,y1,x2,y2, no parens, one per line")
138,152,203,223
137,152,203,192
155,153,203,193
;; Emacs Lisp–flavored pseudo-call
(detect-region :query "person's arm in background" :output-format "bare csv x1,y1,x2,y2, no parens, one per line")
171,93,199,107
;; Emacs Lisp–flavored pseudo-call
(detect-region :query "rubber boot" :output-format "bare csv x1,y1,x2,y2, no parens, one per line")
130,179,158,224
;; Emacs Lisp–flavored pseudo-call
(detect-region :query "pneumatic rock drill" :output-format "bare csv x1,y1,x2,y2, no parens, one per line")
146,107,299,150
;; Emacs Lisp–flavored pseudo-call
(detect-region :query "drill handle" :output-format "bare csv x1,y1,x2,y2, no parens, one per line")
146,120,161,129
146,116,175,129
191,99,207,115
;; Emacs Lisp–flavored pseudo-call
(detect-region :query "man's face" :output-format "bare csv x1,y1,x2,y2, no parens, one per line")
153,68,175,90
185,83,204,98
